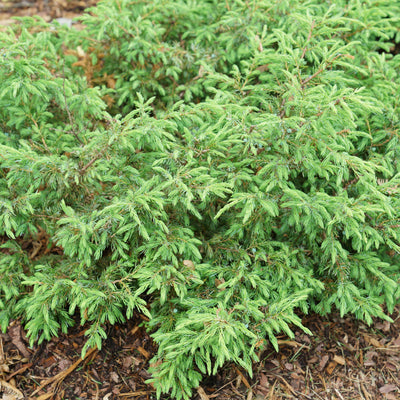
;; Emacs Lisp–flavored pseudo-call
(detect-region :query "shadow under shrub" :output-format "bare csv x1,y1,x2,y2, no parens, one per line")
0,0,400,398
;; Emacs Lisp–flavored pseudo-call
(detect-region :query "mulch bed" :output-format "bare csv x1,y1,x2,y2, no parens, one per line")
0,306,399,399
0,0,98,25
0,1,399,399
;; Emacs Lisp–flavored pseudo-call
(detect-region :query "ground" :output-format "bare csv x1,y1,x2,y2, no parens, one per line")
0,1,399,399
1,303,399,399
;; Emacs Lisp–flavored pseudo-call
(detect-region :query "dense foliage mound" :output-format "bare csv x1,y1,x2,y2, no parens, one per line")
1,0,400,398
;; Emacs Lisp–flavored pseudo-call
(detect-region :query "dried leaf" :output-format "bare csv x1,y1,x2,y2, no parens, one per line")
270,359,280,367
284,363,294,370
383,394,398,400
256,64,269,73
183,260,195,269
72,60,86,68
385,362,398,371
259,373,269,388
368,337,381,348
363,360,376,367
375,320,391,332
122,356,134,369
106,75,116,89
318,354,329,371
0,380,24,400
364,350,378,367
0,363,9,373
110,371,119,383
379,384,398,394
76,45,85,58
277,340,302,347
58,358,72,371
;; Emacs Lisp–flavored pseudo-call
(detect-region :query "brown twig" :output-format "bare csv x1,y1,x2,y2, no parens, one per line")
79,147,107,175
343,177,359,191
62,63,83,145
301,53,344,88
300,21,316,60
5,363,33,381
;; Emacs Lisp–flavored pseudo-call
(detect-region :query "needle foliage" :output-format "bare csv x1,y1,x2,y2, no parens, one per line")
1,0,400,398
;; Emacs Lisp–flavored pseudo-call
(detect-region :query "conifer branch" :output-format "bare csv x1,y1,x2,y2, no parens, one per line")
300,20,316,60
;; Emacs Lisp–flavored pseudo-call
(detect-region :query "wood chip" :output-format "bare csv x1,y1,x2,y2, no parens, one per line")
333,355,346,365
36,394,55,400
362,333,381,348
277,340,303,347
8,324,31,358
197,386,210,400
325,361,337,375
136,346,150,359
235,367,251,389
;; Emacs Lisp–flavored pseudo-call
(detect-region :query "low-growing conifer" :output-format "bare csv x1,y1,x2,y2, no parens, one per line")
0,1,399,398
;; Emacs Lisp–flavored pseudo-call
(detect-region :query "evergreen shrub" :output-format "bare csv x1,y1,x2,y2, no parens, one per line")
1,0,400,398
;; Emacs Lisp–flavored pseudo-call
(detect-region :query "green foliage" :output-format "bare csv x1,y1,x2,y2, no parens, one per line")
1,0,400,398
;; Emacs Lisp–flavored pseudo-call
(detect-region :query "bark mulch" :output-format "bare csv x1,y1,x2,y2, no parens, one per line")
0,306,399,399
0,0,98,26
